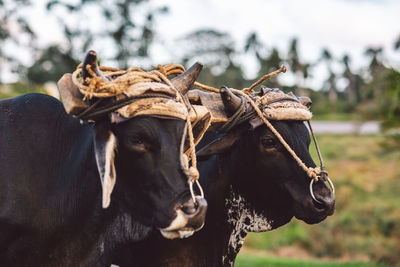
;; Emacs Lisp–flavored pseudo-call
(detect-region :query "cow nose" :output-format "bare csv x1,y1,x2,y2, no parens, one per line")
314,192,335,214
182,199,198,215
181,196,208,230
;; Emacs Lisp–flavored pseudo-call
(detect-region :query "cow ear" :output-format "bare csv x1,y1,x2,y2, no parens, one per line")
196,130,242,160
93,121,117,209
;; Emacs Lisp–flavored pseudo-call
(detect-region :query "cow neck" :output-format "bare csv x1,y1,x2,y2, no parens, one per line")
48,125,151,265
46,124,117,266
217,152,273,267
50,134,119,266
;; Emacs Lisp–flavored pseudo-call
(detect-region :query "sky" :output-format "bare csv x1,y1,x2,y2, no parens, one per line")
3,0,400,89
153,0,400,63
152,0,400,88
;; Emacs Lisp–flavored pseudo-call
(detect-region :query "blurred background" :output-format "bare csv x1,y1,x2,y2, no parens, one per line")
1,0,399,266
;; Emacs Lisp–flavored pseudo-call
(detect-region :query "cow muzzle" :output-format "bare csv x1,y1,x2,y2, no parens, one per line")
159,196,208,239
295,178,335,224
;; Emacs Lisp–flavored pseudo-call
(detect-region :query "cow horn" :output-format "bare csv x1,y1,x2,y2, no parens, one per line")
220,86,242,116
82,50,110,84
171,62,203,95
299,96,312,107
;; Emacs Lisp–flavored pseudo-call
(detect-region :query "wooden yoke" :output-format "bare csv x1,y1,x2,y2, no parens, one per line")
57,73,89,115
188,89,229,130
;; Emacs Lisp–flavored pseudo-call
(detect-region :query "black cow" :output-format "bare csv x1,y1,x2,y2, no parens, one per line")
0,54,207,266
112,87,335,267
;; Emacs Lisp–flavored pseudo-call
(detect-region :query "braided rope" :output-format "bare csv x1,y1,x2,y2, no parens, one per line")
242,65,287,94
193,82,219,93
72,63,186,100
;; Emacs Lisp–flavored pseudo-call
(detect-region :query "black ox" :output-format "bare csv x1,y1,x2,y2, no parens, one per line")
0,52,207,266
113,87,335,267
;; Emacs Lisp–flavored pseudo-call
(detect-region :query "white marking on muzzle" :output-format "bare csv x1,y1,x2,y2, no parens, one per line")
159,209,197,239
162,210,188,231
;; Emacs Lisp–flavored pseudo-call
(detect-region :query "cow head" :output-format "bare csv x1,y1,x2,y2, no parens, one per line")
104,116,207,239
59,51,207,239
197,87,334,227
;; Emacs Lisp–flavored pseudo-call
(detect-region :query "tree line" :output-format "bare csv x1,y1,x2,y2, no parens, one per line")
0,0,399,131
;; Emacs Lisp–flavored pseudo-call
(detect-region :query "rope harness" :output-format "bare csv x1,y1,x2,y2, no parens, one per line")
70,60,334,204
191,66,335,202
71,63,204,204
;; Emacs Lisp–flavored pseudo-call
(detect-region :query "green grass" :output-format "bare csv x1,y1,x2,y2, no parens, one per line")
0,82,46,99
236,253,390,267
312,113,356,121
243,134,400,266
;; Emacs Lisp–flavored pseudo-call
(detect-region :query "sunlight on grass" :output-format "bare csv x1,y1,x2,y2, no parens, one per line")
236,252,391,267
243,134,400,266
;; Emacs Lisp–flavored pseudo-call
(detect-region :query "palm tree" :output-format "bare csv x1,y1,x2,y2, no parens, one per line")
244,32,263,60
363,46,386,100
319,48,337,102
364,47,384,73
288,38,309,95
341,54,357,104
244,33,284,88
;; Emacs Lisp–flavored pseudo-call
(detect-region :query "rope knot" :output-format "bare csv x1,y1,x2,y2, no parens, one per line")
83,64,107,100
185,166,199,183
157,64,168,77
308,167,321,182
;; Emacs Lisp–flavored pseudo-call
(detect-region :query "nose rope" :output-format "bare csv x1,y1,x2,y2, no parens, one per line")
234,89,322,182
156,66,205,204
131,63,332,203
307,120,325,170
306,120,335,201
191,67,333,189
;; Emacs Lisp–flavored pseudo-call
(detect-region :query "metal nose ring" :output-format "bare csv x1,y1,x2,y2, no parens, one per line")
309,175,335,204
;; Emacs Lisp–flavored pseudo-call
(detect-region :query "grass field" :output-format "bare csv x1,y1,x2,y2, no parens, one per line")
236,252,391,267
312,113,356,121
240,134,400,266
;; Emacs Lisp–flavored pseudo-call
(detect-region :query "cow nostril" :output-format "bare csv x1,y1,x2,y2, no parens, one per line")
182,200,198,215
313,193,335,211
312,198,326,210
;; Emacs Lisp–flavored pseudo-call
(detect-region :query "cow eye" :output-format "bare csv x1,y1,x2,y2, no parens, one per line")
127,138,147,153
261,137,276,148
